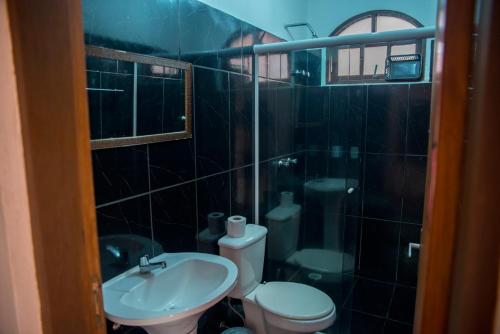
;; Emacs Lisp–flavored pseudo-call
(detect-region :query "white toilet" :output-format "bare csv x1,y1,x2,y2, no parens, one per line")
218,224,336,334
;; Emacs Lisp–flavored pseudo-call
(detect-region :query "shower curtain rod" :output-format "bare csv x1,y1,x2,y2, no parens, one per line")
253,26,435,54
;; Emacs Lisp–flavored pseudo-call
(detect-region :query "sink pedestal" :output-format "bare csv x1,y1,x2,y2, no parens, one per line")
142,316,198,334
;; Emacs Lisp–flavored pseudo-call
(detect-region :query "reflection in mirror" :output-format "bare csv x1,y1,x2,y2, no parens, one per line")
85,46,192,150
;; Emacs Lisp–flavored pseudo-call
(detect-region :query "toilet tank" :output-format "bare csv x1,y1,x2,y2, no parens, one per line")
265,192,301,261
218,224,267,298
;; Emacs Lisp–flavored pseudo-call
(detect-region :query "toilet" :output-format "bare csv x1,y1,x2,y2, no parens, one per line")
218,224,336,334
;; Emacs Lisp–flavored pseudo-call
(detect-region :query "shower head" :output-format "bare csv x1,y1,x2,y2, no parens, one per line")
284,22,318,40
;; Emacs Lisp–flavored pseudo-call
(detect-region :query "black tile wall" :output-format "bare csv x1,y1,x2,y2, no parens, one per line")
151,182,197,253
366,85,409,154
229,74,253,168
92,146,149,205
407,84,431,155
363,154,405,221
148,139,195,190
359,219,400,281
345,278,394,317
136,75,164,136
195,67,230,177
388,286,417,324
402,156,427,224
100,72,134,138
96,195,152,239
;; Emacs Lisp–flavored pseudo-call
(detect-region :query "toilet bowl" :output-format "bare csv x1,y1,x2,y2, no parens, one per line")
219,225,336,334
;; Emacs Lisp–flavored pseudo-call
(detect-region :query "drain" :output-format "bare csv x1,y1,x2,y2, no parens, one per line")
308,272,322,281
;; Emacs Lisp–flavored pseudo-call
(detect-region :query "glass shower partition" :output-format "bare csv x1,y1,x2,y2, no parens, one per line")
253,29,434,332
255,47,360,333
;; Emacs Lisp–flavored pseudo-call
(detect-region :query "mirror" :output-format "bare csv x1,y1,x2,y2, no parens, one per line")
85,46,192,150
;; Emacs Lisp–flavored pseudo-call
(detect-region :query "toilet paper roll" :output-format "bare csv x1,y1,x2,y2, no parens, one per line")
207,212,225,234
226,215,246,238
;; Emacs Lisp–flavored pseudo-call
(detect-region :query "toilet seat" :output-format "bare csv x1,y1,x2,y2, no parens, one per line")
255,282,334,319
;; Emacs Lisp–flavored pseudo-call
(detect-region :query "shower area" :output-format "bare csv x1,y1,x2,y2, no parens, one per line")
254,36,432,333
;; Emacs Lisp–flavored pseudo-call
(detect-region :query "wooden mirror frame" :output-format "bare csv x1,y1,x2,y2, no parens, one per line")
86,46,193,150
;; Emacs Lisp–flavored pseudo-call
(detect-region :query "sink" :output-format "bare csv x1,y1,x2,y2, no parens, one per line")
103,252,238,334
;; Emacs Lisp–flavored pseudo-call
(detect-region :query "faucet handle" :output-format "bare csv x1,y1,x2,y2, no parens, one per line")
139,255,150,266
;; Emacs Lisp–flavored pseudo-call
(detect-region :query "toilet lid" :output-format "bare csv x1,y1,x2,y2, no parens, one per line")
255,282,334,320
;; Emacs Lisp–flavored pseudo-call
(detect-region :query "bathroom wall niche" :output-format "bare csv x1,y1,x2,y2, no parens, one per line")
85,46,192,150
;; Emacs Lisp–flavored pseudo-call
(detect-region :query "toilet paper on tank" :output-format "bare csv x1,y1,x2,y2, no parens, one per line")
226,215,246,238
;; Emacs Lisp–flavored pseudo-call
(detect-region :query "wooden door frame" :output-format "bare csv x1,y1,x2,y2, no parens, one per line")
3,0,105,332
414,0,500,333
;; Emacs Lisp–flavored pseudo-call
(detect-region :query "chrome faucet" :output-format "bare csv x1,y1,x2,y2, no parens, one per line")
139,255,167,274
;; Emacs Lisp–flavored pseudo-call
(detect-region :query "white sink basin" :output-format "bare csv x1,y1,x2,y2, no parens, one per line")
103,252,238,334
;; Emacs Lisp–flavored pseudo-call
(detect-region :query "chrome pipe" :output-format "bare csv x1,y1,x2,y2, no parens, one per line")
253,26,435,54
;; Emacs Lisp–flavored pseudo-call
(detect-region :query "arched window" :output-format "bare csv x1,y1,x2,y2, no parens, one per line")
327,11,424,83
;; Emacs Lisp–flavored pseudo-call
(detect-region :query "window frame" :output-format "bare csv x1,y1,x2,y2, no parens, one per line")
327,10,425,84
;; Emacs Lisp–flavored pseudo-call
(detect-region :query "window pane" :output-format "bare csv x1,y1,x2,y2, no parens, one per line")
391,43,417,55
364,46,387,75
337,47,360,77
376,15,416,32
349,48,361,75
339,17,372,35
338,49,350,76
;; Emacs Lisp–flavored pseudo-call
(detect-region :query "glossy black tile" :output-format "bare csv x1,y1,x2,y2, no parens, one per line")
83,0,180,57
151,182,197,253
366,85,408,154
194,67,230,177
291,50,309,85
179,0,242,72
306,49,322,86
137,75,164,136
339,310,385,334
348,85,367,152
259,82,277,160
163,78,185,133
92,145,149,205
363,154,404,221
403,156,427,224
293,86,307,151
384,320,413,334
397,224,421,286
345,278,394,317
96,195,152,238
330,86,349,150
100,72,134,138
305,150,329,180
231,166,254,220
86,71,101,139
305,86,330,150
276,85,295,156
344,216,361,274
359,219,400,281
258,160,279,221
388,286,417,324
230,73,253,168
148,139,195,190
407,83,431,155
197,172,230,253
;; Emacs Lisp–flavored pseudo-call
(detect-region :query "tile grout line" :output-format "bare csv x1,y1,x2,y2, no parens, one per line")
95,163,256,210
146,144,155,256
192,67,200,251
394,84,412,284
228,71,232,216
